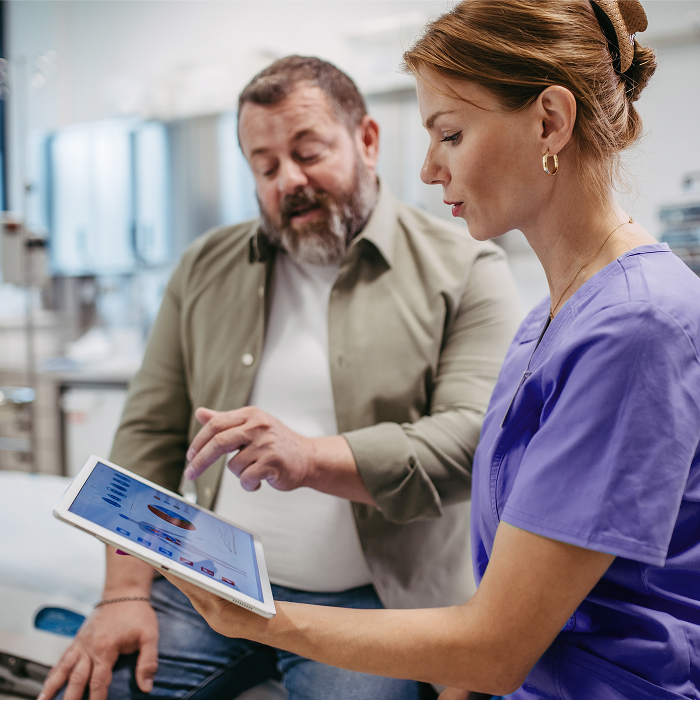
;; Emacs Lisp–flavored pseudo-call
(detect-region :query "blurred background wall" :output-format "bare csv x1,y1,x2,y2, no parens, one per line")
6,1,700,230
0,0,699,476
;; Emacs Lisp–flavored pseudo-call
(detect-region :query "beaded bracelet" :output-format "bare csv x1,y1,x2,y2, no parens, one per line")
94,596,151,608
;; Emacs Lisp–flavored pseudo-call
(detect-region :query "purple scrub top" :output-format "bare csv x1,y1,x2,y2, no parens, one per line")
472,244,700,699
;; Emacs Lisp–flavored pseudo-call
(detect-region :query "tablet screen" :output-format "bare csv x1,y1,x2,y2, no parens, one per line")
68,461,264,603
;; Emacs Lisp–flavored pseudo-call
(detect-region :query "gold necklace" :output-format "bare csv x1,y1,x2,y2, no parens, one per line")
549,217,634,320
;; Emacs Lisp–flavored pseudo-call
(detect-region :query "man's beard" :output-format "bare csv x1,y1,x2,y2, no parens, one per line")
258,160,378,266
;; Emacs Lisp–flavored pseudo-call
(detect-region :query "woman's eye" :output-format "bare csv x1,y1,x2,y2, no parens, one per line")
440,132,462,146
298,153,321,163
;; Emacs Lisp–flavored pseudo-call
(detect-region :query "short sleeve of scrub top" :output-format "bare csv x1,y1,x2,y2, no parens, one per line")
471,245,700,699
501,299,699,564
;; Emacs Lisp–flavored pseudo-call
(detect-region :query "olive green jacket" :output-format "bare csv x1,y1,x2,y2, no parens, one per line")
111,184,520,609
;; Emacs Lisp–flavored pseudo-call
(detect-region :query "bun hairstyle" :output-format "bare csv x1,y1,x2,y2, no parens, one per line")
403,0,657,201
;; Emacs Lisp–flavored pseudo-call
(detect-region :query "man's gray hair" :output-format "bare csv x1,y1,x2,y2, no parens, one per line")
238,55,367,132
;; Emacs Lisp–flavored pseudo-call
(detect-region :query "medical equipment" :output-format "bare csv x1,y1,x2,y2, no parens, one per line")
659,171,700,277
0,387,34,470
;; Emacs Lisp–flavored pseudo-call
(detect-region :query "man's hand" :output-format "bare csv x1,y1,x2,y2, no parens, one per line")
39,601,158,700
184,406,376,505
184,406,315,491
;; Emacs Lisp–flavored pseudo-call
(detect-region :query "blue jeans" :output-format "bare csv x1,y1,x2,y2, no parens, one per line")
108,577,421,700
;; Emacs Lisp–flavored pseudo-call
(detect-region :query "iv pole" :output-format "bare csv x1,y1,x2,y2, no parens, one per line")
13,54,38,473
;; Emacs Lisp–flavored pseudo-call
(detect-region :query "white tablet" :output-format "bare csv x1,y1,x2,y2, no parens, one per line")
53,455,276,618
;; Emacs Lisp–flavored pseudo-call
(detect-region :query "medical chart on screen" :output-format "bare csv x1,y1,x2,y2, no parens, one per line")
69,462,263,602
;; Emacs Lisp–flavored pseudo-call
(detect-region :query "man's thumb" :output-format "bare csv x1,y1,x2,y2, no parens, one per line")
135,636,159,694
195,406,218,424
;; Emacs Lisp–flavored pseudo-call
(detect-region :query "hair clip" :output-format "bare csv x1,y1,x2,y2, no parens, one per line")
590,0,648,73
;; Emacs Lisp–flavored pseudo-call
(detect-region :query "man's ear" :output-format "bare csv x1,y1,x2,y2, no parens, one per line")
536,86,576,157
355,115,380,170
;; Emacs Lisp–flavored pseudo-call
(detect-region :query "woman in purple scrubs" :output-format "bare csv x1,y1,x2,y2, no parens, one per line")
62,1,699,698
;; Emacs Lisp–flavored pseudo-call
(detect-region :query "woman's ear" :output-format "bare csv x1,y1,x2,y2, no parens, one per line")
536,86,576,156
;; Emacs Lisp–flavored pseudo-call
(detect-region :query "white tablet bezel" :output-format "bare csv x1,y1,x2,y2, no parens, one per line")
53,455,276,618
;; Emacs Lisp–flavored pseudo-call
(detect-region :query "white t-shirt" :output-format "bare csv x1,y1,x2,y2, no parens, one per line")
215,251,373,592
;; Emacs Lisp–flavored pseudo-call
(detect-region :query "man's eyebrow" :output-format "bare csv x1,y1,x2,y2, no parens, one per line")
425,110,456,129
248,129,326,157
293,129,325,142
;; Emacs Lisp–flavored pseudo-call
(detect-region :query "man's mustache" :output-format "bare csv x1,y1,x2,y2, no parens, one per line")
279,188,332,223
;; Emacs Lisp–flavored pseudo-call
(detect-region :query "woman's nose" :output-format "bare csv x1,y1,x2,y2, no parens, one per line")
420,148,449,186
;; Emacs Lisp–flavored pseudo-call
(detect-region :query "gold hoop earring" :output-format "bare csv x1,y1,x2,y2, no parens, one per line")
543,150,558,176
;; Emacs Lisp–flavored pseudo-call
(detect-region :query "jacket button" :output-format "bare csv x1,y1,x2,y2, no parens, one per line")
241,353,254,366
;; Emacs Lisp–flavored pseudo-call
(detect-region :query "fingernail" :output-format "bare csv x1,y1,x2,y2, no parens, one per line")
186,448,194,461
38,694,46,700
143,678,154,692
184,465,196,481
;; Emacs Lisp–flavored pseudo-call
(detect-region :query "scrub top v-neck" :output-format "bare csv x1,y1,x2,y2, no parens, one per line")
472,243,700,699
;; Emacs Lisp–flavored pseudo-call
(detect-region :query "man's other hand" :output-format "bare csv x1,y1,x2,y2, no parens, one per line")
184,407,315,492
39,600,158,700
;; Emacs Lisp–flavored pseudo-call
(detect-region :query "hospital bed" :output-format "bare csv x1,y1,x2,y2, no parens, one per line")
0,471,104,698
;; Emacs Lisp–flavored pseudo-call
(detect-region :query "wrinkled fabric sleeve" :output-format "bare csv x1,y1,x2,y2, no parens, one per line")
503,303,700,565
344,250,521,523
109,259,192,494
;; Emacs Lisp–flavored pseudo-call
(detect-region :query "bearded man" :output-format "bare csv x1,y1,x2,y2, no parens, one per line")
42,56,520,700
